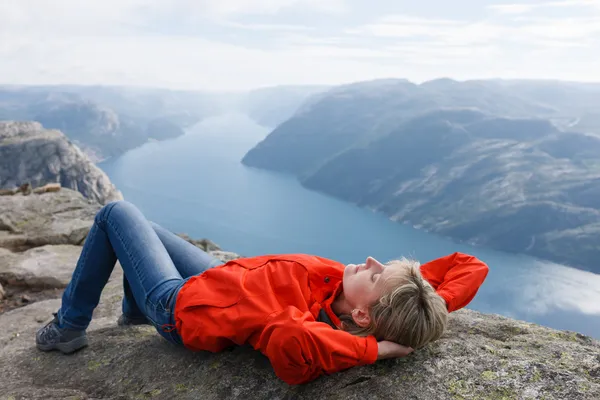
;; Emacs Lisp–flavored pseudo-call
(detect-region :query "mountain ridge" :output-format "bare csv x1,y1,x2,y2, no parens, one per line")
242,79,600,273
0,84,328,160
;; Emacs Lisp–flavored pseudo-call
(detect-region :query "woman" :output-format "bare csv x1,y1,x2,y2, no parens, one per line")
36,201,489,385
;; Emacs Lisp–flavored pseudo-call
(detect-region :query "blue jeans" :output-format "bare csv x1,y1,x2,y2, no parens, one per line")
57,201,223,344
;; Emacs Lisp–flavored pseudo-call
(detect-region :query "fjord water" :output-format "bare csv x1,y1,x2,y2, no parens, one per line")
100,113,600,339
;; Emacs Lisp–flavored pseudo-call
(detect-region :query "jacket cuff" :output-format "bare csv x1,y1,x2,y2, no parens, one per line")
360,335,379,365
437,289,454,312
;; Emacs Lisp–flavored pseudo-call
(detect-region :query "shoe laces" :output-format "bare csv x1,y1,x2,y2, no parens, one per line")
39,313,61,343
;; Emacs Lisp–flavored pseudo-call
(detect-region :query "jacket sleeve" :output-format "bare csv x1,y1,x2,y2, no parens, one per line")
257,306,378,385
419,252,489,312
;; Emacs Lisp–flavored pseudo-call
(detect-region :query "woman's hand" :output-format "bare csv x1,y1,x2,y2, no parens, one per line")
377,340,414,360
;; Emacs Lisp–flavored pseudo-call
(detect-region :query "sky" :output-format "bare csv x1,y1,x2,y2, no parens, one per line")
1,0,600,91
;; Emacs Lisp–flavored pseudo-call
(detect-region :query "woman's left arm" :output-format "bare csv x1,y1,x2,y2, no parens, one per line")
257,306,380,385
419,252,489,312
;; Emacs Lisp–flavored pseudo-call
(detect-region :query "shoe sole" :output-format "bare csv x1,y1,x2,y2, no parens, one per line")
119,321,151,327
117,315,151,327
36,336,88,354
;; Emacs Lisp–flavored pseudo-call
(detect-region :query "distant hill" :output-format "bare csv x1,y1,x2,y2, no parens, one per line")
242,78,600,273
0,84,327,159
238,85,328,128
241,78,565,177
0,85,220,161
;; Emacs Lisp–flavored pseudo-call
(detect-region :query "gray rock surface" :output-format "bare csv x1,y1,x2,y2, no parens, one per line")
208,250,241,263
0,245,240,296
0,121,123,205
177,234,222,252
0,301,598,399
0,190,597,399
0,269,124,355
0,188,101,251
0,245,82,289
0,282,4,300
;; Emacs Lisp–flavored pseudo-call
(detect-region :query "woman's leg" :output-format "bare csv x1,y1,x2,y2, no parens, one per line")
37,201,183,353
121,222,223,322
151,222,224,277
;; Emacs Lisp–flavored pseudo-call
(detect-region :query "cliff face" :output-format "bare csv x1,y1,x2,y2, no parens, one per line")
0,121,123,205
0,189,598,399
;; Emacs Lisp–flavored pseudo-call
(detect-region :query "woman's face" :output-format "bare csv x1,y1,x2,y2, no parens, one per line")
342,256,404,309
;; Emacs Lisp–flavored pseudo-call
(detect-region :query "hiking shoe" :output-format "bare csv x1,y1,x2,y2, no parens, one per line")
117,314,151,326
36,313,88,354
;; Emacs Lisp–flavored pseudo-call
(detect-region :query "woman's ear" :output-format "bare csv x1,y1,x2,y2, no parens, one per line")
351,308,371,328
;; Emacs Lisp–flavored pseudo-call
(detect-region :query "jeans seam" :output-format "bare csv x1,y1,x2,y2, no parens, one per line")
104,209,181,327
61,203,119,330
60,224,95,330
103,211,162,327
104,214,159,313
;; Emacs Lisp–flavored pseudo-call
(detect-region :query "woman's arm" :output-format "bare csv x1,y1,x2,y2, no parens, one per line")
419,252,489,312
258,306,381,385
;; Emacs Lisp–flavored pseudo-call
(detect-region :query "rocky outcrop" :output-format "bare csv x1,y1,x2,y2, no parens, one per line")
0,121,123,205
0,189,598,399
0,245,83,290
0,187,238,285
0,186,102,251
0,300,598,399
176,234,221,252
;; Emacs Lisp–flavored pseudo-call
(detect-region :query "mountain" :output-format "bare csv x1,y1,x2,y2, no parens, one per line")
241,79,561,177
0,84,327,159
242,79,600,273
239,85,328,128
0,85,220,161
32,99,186,161
0,121,122,204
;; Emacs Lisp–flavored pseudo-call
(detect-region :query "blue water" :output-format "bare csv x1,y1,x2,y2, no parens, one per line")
100,113,600,339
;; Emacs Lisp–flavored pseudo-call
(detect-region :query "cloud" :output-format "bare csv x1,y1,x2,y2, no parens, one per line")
1,0,600,90
349,11,600,44
487,3,537,14
0,32,411,90
0,0,344,35
194,0,346,15
349,17,510,47
219,21,314,31
488,0,600,14
519,17,600,40
347,16,462,39
517,260,600,316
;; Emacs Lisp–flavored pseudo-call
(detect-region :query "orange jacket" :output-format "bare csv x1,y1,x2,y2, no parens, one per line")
174,252,488,385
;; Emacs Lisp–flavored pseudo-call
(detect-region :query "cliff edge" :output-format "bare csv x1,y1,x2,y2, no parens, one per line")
0,189,598,399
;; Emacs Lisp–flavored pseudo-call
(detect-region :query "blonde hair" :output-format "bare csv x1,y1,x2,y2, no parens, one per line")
340,258,448,349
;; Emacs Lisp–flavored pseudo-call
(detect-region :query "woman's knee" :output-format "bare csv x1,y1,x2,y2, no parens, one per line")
94,200,138,226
